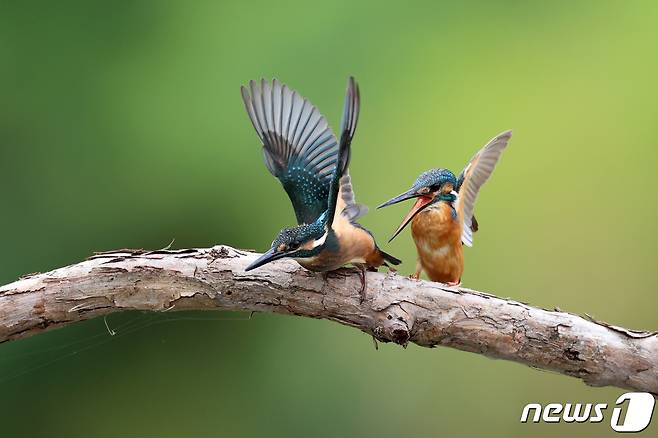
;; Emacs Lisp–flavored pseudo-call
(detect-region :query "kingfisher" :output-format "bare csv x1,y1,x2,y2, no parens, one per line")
378,130,512,285
241,77,400,296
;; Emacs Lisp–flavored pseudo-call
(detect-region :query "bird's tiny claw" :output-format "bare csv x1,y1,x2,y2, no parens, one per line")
442,280,462,292
353,264,367,303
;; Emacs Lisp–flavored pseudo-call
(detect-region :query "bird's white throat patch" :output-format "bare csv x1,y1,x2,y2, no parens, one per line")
312,231,328,248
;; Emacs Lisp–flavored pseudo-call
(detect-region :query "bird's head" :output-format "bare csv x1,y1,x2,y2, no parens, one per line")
245,215,328,271
378,168,458,242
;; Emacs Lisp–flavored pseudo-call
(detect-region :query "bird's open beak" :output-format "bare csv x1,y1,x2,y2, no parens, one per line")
245,248,286,271
377,189,420,209
378,189,434,243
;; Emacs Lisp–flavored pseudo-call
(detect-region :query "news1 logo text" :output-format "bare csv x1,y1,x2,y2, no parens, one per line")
520,392,655,432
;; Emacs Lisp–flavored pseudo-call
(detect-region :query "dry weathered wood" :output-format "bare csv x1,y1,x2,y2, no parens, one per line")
0,245,656,393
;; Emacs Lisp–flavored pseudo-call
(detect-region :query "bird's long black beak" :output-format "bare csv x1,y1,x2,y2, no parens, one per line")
377,188,420,209
245,248,285,271
378,189,434,243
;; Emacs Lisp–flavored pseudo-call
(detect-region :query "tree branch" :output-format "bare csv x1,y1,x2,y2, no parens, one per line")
0,245,656,393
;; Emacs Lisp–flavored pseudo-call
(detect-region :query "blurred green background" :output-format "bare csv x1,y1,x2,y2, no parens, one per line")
1,0,657,437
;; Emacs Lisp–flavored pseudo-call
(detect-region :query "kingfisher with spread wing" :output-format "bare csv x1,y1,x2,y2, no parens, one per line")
378,131,512,285
241,77,400,294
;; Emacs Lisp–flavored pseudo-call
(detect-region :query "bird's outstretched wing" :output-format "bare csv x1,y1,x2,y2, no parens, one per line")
456,130,512,247
338,171,368,222
241,79,339,225
325,77,361,229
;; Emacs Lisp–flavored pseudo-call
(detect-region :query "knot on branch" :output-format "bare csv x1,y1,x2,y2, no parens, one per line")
373,303,415,346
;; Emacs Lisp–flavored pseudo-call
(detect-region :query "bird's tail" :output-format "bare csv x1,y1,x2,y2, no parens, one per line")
378,248,401,266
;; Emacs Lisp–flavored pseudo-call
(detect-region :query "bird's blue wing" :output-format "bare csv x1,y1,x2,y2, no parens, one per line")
325,77,360,229
241,79,339,225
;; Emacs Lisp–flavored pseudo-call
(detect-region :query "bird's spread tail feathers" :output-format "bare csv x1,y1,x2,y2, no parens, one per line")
378,248,401,266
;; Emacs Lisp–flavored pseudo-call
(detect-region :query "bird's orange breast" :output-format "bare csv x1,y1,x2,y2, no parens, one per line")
411,202,464,283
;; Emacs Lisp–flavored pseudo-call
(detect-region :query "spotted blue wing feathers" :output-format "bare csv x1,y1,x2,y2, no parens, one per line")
241,79,339,225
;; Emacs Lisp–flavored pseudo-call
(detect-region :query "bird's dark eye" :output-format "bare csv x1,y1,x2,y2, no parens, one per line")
288,242,300,251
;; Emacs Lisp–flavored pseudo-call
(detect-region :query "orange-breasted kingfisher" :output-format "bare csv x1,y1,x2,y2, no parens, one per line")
378,130,512,286
241,77,400,296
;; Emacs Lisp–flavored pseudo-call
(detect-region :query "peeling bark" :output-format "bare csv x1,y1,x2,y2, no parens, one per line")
0,245,656,393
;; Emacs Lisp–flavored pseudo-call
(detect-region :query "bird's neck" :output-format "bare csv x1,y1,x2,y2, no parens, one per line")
430,193,457,220
294,245,324,259
321,227,340,252
436,192,456,203
293,229,340,271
